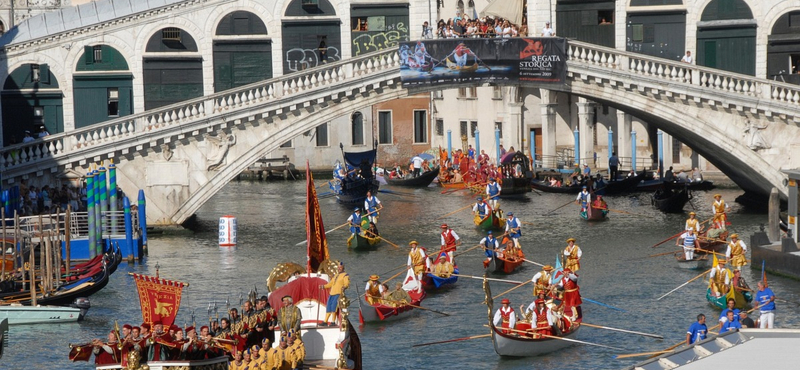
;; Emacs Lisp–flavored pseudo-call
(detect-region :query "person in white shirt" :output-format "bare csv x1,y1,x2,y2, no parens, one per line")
681,51,693,64
542,22,555,37
22,130,34,143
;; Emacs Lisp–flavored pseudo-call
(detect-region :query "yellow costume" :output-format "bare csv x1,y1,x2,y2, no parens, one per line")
289,340,306,368
533,271,551,296
278,305,301,333
387,287,412,306
709,266,731,296
433,260,454,278
228,359,246,370
685,217,700,233
713,199,727,228
408,247,427,277
728,241,747,269
564,244,581,272
365,280,382,305
324,272,350,296
265,345,293,370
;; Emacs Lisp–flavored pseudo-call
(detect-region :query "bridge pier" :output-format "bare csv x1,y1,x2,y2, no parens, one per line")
616,110,632,171
576,97,595,169
539,89,558,168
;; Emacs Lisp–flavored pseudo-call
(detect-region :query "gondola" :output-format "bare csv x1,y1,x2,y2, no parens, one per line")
698,229,728,253
484,250,525,275
330,146,380,205
348,233,381,251
580,207,608,221
651,186,691,213
530,180,582,194
674,252,710,270
665,180,715,191
385,167,440,187
474,211,506,231
600,171,645,195
439,180,466,190
484,279,582,357
499,152,532,197
358,269,426,323
706,287,753,310
422,253,458,290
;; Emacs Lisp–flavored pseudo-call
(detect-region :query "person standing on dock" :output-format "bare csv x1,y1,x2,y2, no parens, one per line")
676,228,700,261
364,191,382,224
725,234,747,270
686,314,708,345
754,281,776,329
563,238,582,273
712,194,730,229
608,152,620,181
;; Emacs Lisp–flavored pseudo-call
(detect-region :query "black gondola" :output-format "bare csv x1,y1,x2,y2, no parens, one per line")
599,171,646,195
651,185,691,213
499,152,532,196
530,180,582,193
330,144,380,205
385,167,440,187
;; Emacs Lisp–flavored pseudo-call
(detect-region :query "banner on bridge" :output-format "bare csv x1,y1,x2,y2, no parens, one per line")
399,38,567,87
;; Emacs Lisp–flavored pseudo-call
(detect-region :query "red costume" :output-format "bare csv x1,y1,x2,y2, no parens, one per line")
94,343,120,365
561,270,582,318
441,229,458,253
534,307,552,337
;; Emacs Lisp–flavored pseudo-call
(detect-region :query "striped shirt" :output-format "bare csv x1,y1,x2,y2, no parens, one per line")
682,233,696,247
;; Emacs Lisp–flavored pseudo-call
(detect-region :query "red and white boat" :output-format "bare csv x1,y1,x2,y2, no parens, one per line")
358,269,426,323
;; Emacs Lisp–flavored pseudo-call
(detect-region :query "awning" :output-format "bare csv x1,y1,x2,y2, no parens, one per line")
480,0,524,25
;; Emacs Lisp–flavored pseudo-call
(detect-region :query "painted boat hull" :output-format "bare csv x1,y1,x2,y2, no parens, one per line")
706,287,753,310
491,324,581,357
474,212,505,231
652,187,691,213
0,305,84,325
422,266,458,290
350,234,381,251
581,208,608,221
97,357,230,370
675,253,710,270
359,272,426,323
386,167,440,187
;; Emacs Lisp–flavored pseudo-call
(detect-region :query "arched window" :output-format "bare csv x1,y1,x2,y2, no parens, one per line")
352,112,364,145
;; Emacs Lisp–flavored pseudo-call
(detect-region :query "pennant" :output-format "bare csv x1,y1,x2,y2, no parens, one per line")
762,259,767,285
306,162,329,273
132,273,188,327
712,252,719,269
68,344,94,362
551,253,564,285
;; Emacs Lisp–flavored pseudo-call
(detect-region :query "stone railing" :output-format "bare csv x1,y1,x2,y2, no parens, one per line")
0,47,401,178
566,40,800,113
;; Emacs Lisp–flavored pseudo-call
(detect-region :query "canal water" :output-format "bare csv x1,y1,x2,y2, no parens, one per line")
6,180,800,369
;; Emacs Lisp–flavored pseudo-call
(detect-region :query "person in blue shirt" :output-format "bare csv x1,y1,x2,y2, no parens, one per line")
755,281,777,328
686,314,708,345
480,231,500,268
347,208,363,235
718,298,740,324
721,310,742,332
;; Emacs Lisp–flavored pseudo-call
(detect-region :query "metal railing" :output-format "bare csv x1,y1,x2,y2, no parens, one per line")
2,210,139,239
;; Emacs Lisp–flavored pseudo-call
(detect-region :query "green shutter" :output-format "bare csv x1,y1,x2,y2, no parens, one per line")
85,46,94,64
39,64,50,84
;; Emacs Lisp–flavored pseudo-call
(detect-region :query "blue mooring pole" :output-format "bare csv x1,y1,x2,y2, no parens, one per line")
475,130,481,169
86,172,96,258
138,189,148,257
123,197,133,263
573,128,580,166
631,130,637,172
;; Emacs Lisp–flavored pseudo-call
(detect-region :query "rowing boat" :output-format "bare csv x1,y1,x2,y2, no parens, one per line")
484,250,525,275
422,253,458,290
706,287,752,310
474,211,506,231
651,186,691,213
358,270,426,323
385,167,440,187
348,233,382,251
674,252,710,270
580,207,608,221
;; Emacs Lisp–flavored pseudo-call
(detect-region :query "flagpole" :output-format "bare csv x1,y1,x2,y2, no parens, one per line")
307,161,312,277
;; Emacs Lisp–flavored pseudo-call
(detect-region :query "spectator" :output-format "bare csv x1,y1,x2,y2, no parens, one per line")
22,130,34,143
681,51,693,64
542,22,555,37
38,125,50,138
739,311,756,328
422,21,433,39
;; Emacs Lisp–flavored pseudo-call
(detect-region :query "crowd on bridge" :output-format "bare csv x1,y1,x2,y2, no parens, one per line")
422,10,558,40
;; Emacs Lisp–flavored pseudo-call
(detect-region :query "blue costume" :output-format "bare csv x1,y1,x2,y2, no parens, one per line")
364,195,381,221
505,215,521,239
576,189,590,213
475,202,489,217
686,321,707,344
348,210,362,234
482,235,499,258
487,182,500,198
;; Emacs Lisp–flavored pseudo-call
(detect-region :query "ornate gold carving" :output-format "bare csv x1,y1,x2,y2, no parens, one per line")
265,262,306,292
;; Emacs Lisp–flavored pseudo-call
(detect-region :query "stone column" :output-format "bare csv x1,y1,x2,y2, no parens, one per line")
616,109,631,170
769,187,780,242
539,87,557,168
576,97,595,168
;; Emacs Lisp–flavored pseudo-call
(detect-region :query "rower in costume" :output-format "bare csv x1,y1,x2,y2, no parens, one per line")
480,231,500,268
321,261,350,326
432,252,455,278
712,194,729,229
486,177,501,209
493,298,516,334
387,282,413,306
531,265,554,298
709,259,731,297
558,267,583,320
505,212,521,248
364,275,385,305
726,233,747,270
575,186,591,216
407,241,431,280
347,208,363,236
591,195,608,217
676,228,700,261
440,224,461,262
364,190,382,224
563,238,582,273
522,298,553,338
473,196,492,220
685,211,701,233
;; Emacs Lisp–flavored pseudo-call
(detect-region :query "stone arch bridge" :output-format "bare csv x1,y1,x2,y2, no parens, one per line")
2,41,799,225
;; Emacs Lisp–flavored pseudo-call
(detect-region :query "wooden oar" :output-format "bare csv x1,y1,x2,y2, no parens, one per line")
596,206,650,218
482,325,624,351
380,299,450,316
640,249,685,259
492,281,531,300
656,268,711,300
522,258,545,267
581,323,664,339
441,186,469,195
649,230,686,249
363,230,399,249
613,350,672,359
450,273,523,285
545,198,577,216
521,221,535,226
412,333,491,347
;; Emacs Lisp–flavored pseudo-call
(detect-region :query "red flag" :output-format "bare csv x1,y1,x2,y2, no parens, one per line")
306,163,329,273
68,344,94,362
131,273,188,327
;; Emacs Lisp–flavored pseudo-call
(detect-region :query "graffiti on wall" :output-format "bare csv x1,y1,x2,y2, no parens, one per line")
352,22,408,56
285,47,341,72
